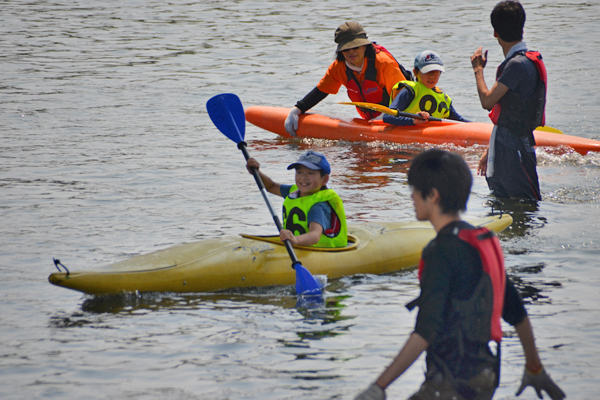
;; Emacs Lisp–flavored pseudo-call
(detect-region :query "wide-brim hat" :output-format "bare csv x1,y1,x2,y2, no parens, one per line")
334,21,372,53
287,150,331,175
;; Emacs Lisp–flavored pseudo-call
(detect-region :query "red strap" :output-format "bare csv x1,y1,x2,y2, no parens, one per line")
458,228,506,342
323,213,340,236
525,51,547,126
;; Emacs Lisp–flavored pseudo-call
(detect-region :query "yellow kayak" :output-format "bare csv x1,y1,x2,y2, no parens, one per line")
48,215,512,295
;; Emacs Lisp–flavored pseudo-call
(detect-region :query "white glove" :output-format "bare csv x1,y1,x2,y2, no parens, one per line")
516,366,565,400
355,383,386,400
284,107,302,136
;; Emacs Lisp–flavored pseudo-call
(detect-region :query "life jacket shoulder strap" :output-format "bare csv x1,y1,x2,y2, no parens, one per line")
525,51,547,85
456,227,505,280
373,43,414,82
457,227,505,343
525,51,548,127
390,81,416,106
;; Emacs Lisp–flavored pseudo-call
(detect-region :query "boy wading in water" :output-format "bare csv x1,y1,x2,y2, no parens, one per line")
355,149,565,400
472,1,546,201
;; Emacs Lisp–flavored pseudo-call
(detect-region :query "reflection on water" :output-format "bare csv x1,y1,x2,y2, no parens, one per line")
508,263,563,304
491,198,546,240
54,289,356,336
77,290,296,314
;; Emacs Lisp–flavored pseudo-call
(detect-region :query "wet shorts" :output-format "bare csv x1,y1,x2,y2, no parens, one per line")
408,369,497,400
486,135,541,201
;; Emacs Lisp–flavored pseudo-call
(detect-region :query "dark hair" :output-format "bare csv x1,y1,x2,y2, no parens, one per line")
407,149,472,214
336,43,376,62
413,67,421,83
491,1,526,42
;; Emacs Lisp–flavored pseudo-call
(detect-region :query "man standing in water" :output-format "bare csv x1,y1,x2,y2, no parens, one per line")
354,149,565,400
472,1,546,201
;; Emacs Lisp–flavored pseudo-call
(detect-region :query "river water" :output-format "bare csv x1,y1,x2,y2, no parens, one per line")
2,0,600,399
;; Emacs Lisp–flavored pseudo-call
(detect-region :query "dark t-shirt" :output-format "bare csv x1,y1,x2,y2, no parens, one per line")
495,52,540,151
498,53,538,100
414,221,527,376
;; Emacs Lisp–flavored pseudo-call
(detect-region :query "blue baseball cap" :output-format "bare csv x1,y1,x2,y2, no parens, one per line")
287,150,331,175
414,50,445,73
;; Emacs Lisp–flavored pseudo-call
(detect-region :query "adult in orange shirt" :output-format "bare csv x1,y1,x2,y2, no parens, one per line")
284,22,408,136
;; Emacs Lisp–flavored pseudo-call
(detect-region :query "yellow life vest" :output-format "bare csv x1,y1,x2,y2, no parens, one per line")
282,185,348,248
390,80,452,119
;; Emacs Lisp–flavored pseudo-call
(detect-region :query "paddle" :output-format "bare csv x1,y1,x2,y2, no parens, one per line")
206,93,323,297
339,101,452,123
339,101,563,134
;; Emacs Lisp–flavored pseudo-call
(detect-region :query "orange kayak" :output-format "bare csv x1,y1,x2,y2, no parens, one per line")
245,106,600,155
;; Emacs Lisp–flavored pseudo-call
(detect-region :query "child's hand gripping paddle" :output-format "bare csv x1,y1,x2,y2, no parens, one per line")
206,93,323,297
338,101,454,122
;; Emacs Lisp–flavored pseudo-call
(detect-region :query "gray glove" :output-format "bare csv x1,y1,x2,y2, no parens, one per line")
355,383,386,400
516,366,565,400
284,107,301,136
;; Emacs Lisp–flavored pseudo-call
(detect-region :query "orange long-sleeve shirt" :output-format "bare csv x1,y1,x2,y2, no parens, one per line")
317,50,406,98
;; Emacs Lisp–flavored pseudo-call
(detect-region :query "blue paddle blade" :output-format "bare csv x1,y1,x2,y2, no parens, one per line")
295,293,325,309
206,93,246,143
294,262,323,296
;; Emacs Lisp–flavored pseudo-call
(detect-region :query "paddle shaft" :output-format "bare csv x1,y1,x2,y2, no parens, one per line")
207,93,321,296
341,101,563,133
384,109,560,131
395,110,446,122
339,101,455,123
238,141,301,266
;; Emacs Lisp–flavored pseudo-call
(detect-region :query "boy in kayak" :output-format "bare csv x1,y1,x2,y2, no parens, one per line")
472,1,545,200
355,149,564,400
384,50,469,126
285,21,410,135
246,150,347,248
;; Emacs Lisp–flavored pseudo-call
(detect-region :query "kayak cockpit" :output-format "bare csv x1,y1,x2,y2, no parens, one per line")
239,234,359,252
